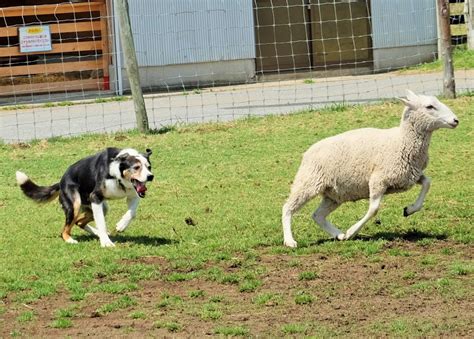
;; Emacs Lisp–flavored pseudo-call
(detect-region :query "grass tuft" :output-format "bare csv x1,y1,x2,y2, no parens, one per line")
50,318,72,329
154,320,182,332
214,325,249,336
96,296,137,315
294,291,314,305
16,311,35,323
298,271,319,281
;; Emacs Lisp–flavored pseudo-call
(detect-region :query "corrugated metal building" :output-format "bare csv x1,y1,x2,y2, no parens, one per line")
117,0,256,90
112,0,439,91
371,0,438,71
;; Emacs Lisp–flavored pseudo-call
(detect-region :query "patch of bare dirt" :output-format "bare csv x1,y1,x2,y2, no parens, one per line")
1,241,473,337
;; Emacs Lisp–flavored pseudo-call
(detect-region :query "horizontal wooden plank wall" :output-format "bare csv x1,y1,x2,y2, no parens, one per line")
0,1,109,97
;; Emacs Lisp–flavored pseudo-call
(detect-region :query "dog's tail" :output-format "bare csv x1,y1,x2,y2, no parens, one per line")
16,171,60,203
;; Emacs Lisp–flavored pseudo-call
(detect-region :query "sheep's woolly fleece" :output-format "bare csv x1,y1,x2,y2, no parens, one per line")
282,90,459,247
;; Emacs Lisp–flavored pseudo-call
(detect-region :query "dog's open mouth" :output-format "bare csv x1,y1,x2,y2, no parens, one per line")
132,179,147,198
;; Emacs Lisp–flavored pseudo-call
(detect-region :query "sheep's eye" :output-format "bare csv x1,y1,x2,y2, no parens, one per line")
426,105,435,110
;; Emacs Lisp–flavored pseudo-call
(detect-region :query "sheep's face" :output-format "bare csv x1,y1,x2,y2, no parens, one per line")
401,90,459,131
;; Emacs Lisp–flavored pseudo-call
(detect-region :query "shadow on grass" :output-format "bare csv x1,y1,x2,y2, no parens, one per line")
361,229,448,242
75,234,175,246
307,229,447,247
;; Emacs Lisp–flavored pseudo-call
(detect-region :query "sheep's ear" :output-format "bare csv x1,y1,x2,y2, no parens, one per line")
398,97,416,110
405,89,419,102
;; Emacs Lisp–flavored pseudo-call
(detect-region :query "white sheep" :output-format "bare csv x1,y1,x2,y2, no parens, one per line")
282,90,459,247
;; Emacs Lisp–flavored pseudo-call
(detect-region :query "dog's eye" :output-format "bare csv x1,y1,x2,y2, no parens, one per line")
133,165,141,171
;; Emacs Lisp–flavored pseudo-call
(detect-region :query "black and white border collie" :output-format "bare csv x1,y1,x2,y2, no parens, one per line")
16,148,154,247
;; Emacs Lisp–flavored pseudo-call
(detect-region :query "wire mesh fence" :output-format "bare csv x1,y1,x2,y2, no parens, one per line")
0,0,473,143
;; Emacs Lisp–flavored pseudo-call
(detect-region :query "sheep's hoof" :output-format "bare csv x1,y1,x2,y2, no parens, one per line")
403,207,409,217
284,239,298,248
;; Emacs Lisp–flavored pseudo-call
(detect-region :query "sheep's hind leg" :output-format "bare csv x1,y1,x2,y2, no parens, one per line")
404,175,431,217
312,197,344,240
282,189,317,248
282,202,298,248
343,192,384,240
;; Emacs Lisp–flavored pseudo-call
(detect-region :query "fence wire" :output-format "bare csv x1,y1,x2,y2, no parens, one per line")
0,0,473,143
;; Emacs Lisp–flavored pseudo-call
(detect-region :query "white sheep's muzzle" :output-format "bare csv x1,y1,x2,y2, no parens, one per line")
433,102,459,129
402,90,459,130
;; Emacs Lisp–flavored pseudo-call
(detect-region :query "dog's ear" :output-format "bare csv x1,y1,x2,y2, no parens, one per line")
144,148,152,159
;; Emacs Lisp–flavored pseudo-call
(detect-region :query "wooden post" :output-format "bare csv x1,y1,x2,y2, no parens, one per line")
115,0,149,133
437,0,456,98
467,0,474,49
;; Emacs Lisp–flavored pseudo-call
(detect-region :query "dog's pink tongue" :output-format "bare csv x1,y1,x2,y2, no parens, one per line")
137,182,147,194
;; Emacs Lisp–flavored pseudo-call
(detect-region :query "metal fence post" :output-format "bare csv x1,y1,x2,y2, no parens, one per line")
437,0,456,98
116,0,149,133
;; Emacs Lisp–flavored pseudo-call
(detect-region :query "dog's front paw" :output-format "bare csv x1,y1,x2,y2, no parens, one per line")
284,239,298,248
115,220,129,233
100,237,115,248
336,233,346,241
115,222,127,233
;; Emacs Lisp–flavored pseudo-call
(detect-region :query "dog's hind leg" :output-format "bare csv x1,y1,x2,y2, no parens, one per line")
76,209,99,237
59,189,81,244
77,204,111,238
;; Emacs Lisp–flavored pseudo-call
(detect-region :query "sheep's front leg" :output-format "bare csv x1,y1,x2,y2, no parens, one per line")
404,175,431,217
312,197,344,240
116,196,140,232
343,192,384,240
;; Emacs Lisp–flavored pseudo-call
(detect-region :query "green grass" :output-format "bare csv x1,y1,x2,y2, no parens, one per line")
200,303,223,320
157,293,183,309
294,291,314,305
188,289,205,298
214,325,249,336
54,307,76,318
16,311,35,323
50,318,72,329
281,322,310,335
239,278,262,293
154,320,182,332
253,292,283,306
298,271,319,281
449,262,473,276
369,317,454,337
399,46,474,73
0,96,473,336
208,295,224,303
129,311,146,319
96,295,137,315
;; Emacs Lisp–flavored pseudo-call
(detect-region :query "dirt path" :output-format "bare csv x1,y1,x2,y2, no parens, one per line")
1,241,473,337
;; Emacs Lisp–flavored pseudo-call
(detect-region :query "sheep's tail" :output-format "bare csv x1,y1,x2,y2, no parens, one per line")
284,189,314,214
16,171,60,203
285,165,324,214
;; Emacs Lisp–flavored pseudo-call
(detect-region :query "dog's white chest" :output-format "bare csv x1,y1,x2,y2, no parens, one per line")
103,179,130,199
